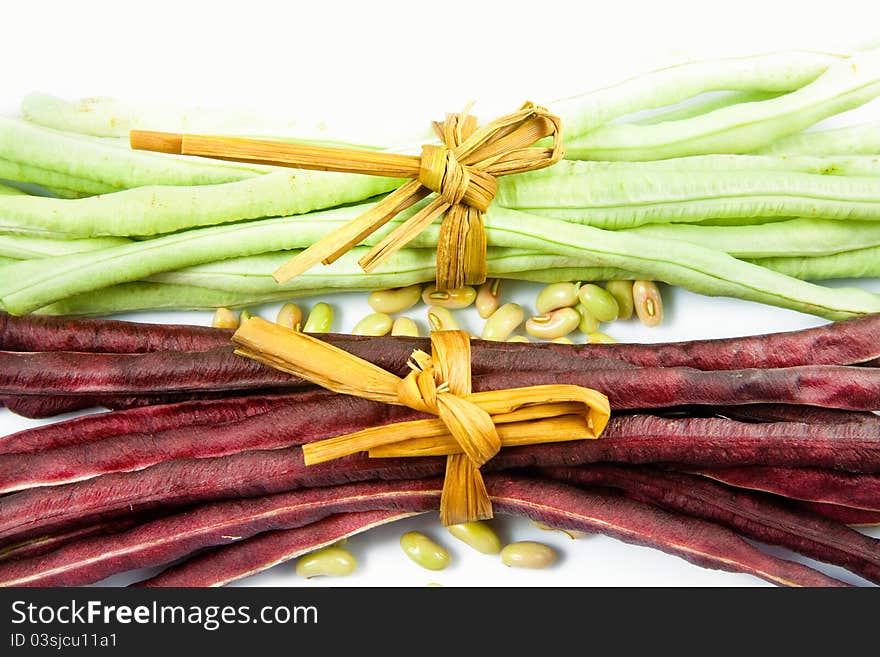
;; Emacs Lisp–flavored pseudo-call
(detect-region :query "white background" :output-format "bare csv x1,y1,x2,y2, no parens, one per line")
1,0,879,587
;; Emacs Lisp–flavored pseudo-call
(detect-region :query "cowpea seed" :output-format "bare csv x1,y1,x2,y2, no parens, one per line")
507,335,530,343
525,307,580,340
447,521,501,555
368,284,422,314
295,546,357,578
400,531,450,571
633,281,664,327
577,284,619,323
501,541,557,569
303,302,333,333
422,285,477,309
536,282,580,314
391,316,420,337
576,303,600,334
481,303,524,341
211,307,238,329
476,279,503,319
276,302,303,330
532,520,589,540
239,310,253,323
551,337,574,344
605,280,634,320
352,312,393,336
427,306,459,331
587,332,617,344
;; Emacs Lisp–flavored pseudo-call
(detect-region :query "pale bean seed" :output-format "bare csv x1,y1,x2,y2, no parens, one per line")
633,281,664,327
525,307,580,340
576,303,600,334
536,282,580,314
422,285,476,309
551,337,574,344
605,280,634,321
507,335,530,343
577,284,619,323
295,546,357,578
239,310,253,323
587,332,617,344
211,307,238,329
400,531,450,571
532,520,589,540
447,521,501,555
352,312,393,336
303,302,333,333
368,284,422,314
276,302,303,330
481,303,524,341
476,279,503,319
427,306,459,331
500,541,557,569
426,582,444,587
391,316,420,337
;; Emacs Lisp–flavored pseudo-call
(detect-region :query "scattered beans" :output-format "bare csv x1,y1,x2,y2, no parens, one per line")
422,285,477,309
400,531,450,571
427,306,459,331
501,541,557,569
605,280,635,320
578,284,619,323
507,335,530,342
587,332,617,344
525,307,580,340
352,312,393,336
447,521,502,555
276,302,303,330
476,279,503,319
391,316,420,337
576,303,600,334
633,281,664,327
481,303,525,341
303,302,333,333
536,282,580,314
238,310,253,323
211,307,238,329
295,546,357,578
551,337,574,344
368,284,422,315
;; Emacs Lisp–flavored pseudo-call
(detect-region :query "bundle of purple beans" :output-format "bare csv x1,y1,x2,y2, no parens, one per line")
1,311,879,587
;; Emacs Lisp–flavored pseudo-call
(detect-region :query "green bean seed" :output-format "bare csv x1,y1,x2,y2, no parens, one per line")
633,281,664,327
276,302,303,330
481,303,524,341
422,285,477,309
536,282,580,314
400,531,450,571
295,546,357,578
551,336,574,344
238,310,253,323
368,284,422,314
587,332,617,344
605,280,635,320
427,306,459,331
352,312,393,336
577,283,619,322
211,307,238,329
576,303,600,334
391,316,420,337
447,521,502,555
303,302,333,333
500,541,557,569
507,335,530,343
476,279,503,318
525,307,580,340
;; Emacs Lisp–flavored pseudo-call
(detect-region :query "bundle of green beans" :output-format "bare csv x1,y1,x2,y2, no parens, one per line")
2,48,880,318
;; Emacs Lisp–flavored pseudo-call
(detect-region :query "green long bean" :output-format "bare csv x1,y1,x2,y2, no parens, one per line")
0,157,119,196
0,233,131,259
563,49,880,160
754,247,880,280
756,122,880,155
630,91,782,125
625,218,880,258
